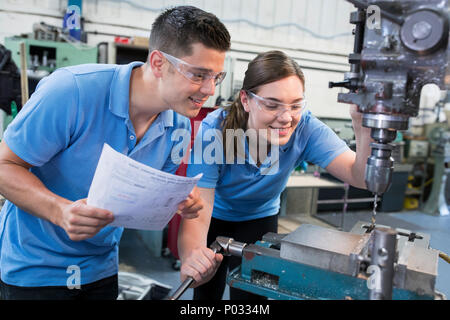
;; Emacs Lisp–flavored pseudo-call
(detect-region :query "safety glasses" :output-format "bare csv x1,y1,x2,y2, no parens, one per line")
246,91,306,117
160,51,227,86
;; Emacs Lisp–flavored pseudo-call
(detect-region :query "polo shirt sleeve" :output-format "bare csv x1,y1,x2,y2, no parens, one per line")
3,69,78,167
186,120,222,189
301,116,350,169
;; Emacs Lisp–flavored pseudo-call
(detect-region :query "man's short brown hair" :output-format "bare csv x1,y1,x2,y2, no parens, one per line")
149,6,231,57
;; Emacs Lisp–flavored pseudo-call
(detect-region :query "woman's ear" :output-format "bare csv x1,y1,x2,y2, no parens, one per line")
240,91,250,112
147,50,165,78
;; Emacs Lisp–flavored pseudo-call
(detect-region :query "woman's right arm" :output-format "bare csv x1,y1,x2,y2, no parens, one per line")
177,187,223,287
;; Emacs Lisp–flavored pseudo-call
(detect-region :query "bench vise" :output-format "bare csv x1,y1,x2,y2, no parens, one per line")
227,222,443,300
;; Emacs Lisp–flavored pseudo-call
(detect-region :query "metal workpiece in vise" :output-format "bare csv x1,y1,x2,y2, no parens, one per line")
329,0,450,195
167,237,247,300
215,236,248,257
356,227,398,300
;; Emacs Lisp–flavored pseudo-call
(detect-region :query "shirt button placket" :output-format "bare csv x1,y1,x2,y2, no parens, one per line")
129,134,136,151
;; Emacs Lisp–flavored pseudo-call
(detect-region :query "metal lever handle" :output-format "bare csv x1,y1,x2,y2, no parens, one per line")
167,276,194,300
329,80,351,89
167,237,247,300
167,246,219,300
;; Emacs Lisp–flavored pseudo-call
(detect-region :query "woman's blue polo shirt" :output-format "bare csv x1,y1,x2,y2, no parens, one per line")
187,108,349,222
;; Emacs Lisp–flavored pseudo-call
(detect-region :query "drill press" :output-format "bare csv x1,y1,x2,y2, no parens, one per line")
329,0,450,225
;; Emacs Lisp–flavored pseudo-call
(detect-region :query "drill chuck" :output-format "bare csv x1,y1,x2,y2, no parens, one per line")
362,114,408,195
365,142,394,194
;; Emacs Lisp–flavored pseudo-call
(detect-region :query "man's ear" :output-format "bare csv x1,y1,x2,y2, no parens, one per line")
148,50,165,78
240,90,250,112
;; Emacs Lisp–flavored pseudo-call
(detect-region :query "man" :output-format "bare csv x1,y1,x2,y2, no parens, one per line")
0,6,230,300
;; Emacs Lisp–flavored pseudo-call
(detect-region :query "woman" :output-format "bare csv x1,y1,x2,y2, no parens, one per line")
178,50,371,300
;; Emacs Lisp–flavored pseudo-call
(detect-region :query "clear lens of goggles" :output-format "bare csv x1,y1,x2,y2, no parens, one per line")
161,51,226,86
247,91,306,116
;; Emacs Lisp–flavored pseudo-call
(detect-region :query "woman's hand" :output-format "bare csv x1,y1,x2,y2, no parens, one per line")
180,246,223,288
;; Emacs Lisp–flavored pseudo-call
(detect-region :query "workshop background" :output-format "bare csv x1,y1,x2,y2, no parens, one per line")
0,0,449,300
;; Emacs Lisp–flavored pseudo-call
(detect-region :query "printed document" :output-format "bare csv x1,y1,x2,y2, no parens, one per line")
87,143,202,230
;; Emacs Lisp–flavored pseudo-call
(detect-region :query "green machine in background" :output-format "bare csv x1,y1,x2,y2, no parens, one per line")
1,31,97,136
4,36,97,74
4,0,95,73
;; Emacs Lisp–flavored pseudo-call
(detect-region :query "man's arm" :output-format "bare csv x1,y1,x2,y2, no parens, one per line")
0,140,114,241
325,105,372,189
177,187,222,287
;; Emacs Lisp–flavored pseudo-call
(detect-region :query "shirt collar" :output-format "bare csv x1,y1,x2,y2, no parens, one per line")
159,109,174,128
109,61,174,128
109,61,144,119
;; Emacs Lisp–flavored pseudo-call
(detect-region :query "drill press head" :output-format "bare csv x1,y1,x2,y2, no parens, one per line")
331,0,450,194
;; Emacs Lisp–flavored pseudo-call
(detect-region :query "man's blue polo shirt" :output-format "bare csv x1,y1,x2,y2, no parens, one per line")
0,62,191,286
187,108,349,222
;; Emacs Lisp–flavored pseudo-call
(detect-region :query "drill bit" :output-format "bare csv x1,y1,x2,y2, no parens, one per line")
371,193,378,227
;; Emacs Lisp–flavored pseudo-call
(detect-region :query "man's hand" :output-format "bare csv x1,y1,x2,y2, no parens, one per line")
57,199,114,241
180,246,223,288
176,186,204,219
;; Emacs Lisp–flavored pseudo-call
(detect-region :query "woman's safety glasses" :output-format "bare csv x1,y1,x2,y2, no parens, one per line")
160,51,227,86
246,90,306,117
